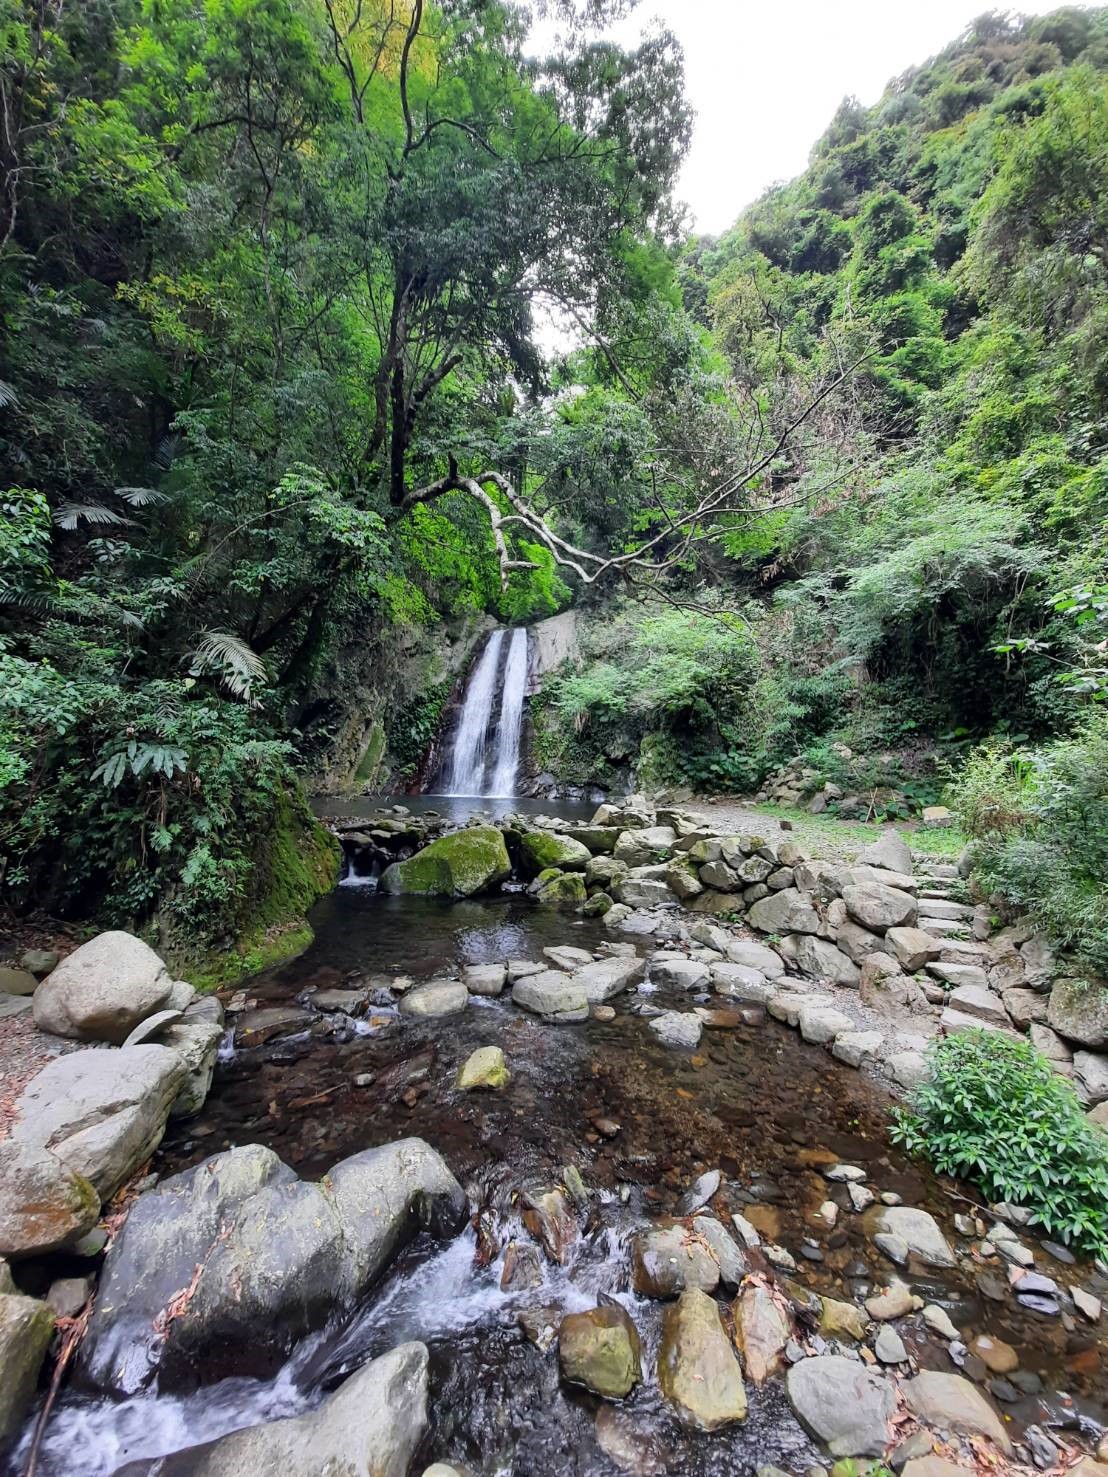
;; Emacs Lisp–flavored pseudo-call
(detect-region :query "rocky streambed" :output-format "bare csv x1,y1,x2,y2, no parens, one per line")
1,798,1107,1477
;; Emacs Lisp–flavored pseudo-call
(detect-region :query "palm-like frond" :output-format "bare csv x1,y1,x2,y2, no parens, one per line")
0,380,18,410
53,502,134,530
115,486,169,507
189,630,268,699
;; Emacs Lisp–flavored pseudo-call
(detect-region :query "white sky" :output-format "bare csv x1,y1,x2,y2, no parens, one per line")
602,0,1092,235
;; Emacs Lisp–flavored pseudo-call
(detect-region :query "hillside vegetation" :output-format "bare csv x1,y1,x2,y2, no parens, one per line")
1,2,1106,972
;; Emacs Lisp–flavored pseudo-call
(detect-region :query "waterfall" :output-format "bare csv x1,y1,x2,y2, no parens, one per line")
445,629,505,796
488,627,528,797
443,627,528,797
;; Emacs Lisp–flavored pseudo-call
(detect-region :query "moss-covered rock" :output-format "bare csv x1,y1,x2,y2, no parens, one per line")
381,826,510,898
520,831,592,876
537,871,587,907
581,892,613,916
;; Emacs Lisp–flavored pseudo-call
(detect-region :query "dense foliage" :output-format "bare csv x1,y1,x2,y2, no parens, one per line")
892,1031,1108,1255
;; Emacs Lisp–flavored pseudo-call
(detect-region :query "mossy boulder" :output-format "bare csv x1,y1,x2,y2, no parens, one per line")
520,831,592,876
381,826,510,898
581,892,613,917
537,872,588,907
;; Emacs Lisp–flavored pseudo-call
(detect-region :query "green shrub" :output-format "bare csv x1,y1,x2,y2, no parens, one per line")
891,1031,1108,1256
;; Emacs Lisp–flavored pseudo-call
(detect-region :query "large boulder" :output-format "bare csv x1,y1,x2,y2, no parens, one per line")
792,936,860,987
786,1355,895,1458
1047,978,1108,1049
558,1304,642,1398
519,831,591,875
162,1010,224,1119
747,889,821,936
572,956,644,1003
657,1288,747,1431
842,883,917,932
380,827,510,898
0,1141,100,1259
79,1140,465,1395
32,931,174,1044
0,1291,55,1444
9,1046,187,1200
614,827,677,867
399,981,468,1017
857,833,913,875
115,1342,429,1476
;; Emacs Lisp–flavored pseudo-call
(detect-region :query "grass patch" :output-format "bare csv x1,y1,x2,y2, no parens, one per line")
748,803,967,863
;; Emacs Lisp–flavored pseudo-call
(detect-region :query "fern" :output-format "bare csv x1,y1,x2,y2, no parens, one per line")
0,380,18,410
53,502,133,530
115,486,169,507
92,742,189,788
188,630,268,699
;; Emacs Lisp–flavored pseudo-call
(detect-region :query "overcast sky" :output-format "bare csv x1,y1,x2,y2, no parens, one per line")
600,0,1091,235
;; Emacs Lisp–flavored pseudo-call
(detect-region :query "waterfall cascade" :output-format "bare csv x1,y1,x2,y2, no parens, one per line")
444,628,528,797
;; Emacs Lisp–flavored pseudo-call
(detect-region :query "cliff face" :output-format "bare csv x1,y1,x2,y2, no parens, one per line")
527,611,580,693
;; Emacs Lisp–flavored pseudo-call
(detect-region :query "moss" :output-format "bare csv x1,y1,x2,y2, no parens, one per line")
581,891,613,916
380,825,511,897
189,920,315,993
537,871,587,906
519,830,591,875
354,721,387,785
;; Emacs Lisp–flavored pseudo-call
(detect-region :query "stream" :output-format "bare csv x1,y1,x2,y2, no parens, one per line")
12,797,1108,1476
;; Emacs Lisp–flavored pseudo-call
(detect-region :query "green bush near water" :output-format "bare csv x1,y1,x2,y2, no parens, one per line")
892,1031,1108,1256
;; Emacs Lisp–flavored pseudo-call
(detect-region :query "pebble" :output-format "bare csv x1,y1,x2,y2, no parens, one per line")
953,1214,977,1236
763,1244,797,1272
875,1327,907,1364
824,1164,867,1183
879,1192,902,1206
1017,1293,1060,1316
731,1214,761,1248
815,1201,838,1229
1024,1425,1060,1469
848,1183,875,1212
353,1073,375,1087
921,1304,960,1340
988,1377,1019,1403
784,1338,806,1364
1072,1287,1102,1323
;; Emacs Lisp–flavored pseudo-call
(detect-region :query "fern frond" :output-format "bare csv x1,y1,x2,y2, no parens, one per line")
115,486,169,507
189,630,268,698
53,502,134,530
0,380,18,410
154,435,180,470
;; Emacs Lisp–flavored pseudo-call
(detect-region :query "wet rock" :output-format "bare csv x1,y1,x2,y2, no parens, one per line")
462,963,506,996
559,1303,642,1398
518,1304,561,1351
1047,977,1108,1048
9,1045,187,1200
235,1005,314,1047
901,1462,972,1477
303,989,365,1017
692,1217,748,1287
658,1288,747,1430
0,1290,55,1444
631,1223,720,1297
594,1407,665,1476
649,1012,703,1049
118,1342,429,1476
573,956,645,1002
968,1334,1018,1373
32,931,175,1044
865,1284,916,1320
0,1140,101,1258
843,883,917,932
511,971,589,1022
507,959,544,983
868,1206,955,1269
922,1304,960,1340
400,980,468,1017
819,1295,867,1341
79,1140,465,1395
734,1282,791,1382
381,826,511,898
786,1355,895,1458
677,1170,721,1215
163,1012,223,1119
748,889,820,935
456,1046,509,1090
886,928,942,971
522,1186,577,1264
47,1275,92,1318
875,1326,907,1364
904,1371,1011,1453
500,1239,543,1291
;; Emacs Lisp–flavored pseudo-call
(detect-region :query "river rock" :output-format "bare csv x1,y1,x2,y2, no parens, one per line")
522,1186,577,1263
1047,977,1108,1047
512,971,589,1022
665,865,704,900
833,1029,885,1067
462,963,506,996
798,1004,853,1045
748,889,820,936
0,1291,55,1444
0,966,37,995
858,833,913,875
721,939,785,977
631,1223,719,1297
868,1206,955,1269
115,1342,429,1476
380,826,511,898
32,931,174,1044
875,1326,907,1364
400,980,468,1017
865,1283,916,1320
710,963,774,1003
650,957,710,990
457,1046,509,1090
234,1005,313,1047
843,883,917,932
537,871,587,905
9,1045,187,1200
793,936,860,987
0,1141,100,1258
786,1354,895,1457
614,827,677,866
658,1288,747,1430
586,855,628,889
692,1217,748,1287
734,1282,790,1382
886,927,942,971
819,1295,867,1341
79,1139,465,1395
520,831,592,874
558,1303,642,1398
615,877,672,908
573,956,644,1002
649,1011,703,1049
904,1371,1011,1453
162,1012,224,1119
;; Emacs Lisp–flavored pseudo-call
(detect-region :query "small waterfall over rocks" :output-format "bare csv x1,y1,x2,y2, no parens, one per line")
444,628,529,797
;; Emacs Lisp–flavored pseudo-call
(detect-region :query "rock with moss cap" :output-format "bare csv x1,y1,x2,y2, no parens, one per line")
457,1046,509,1091
380,826,510,898
0,1290,55,1443
558,1303,642,1398
520,831,592,875
537,871,587,906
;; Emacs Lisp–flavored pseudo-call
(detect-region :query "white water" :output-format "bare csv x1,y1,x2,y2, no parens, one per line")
445,629,505,796
444,627,529,798
488,627,528,798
